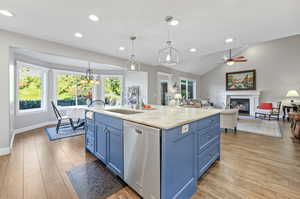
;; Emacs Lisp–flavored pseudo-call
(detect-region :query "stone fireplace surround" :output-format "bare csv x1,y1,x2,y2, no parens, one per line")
225,91,261,116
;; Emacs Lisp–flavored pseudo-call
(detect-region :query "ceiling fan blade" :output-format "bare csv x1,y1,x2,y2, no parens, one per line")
234,56,245,59
233,59,247,62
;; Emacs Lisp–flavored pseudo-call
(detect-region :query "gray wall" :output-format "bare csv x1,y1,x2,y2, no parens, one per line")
0,30,200,151
200,34,300,108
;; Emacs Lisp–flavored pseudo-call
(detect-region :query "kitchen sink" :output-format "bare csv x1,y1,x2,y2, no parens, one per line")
105,109,143,115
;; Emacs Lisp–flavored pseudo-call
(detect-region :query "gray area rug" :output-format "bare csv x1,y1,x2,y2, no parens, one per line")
237,117,282,138
45,126,84,141
66,160,125,199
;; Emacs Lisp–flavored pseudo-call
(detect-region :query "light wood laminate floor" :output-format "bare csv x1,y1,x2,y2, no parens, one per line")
0,121,299,199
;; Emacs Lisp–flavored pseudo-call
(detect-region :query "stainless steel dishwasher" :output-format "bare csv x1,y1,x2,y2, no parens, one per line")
124,121,161,199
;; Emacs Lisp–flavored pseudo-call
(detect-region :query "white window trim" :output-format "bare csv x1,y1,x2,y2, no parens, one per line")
16,61,48,116
53,69,98,108
100,75,124,105
180,77,197,100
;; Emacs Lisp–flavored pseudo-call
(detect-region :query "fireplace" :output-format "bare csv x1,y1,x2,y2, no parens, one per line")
230,98,250,115
225,91,260,116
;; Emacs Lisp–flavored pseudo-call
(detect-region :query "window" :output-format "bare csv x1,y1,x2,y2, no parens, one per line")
102,76,122,106
55,71,93,106
181,79,196,100
17,62,47,113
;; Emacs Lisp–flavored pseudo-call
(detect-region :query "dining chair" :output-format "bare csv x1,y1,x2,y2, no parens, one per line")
51,101,75,133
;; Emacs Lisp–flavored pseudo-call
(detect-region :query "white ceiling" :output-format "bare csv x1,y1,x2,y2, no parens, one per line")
14,48,124,70
1,0,300,75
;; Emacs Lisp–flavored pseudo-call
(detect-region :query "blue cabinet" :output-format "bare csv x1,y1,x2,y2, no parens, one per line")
161,124,197,199
161,113,221,199
196,114,220,179
86,112,124,178
85,112,95,153
95,122,107,163
107,126,124,178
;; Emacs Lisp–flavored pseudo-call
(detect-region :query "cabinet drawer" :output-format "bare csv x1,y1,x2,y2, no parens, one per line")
86,123,95,133
86,128,94,138
86,119,94,126
197,128,218,153
86,136,95,153
165,124,194,142
197,114,220,130
95,113,123,130
197,137,220,178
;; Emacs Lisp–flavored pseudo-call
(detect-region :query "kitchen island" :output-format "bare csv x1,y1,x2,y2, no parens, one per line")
84,106,221,199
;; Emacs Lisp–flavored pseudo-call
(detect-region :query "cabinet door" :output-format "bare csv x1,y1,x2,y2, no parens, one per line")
106,126,124,178
95,123,107,163
161,125,196,199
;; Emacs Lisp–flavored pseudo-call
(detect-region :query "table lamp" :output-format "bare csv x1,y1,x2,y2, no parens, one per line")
174,93,182,106
286,90,299,103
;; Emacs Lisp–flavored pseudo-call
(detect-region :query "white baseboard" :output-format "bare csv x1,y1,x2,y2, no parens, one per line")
0,147,10,156
14,121,57,135
10,131,15,149
2,121,56,156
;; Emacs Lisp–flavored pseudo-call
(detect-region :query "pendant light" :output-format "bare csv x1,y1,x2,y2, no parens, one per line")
158,16,179,66
126,36,141,72
81,62,100,86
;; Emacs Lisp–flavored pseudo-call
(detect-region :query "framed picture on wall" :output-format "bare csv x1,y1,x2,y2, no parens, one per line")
226,70,256,91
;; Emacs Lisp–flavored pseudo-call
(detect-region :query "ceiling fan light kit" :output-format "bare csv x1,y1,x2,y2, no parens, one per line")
225,48,247,65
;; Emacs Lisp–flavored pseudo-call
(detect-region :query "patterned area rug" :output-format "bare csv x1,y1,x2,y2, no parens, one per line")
237,117,282,138
66,160,125,199
44,126,85,141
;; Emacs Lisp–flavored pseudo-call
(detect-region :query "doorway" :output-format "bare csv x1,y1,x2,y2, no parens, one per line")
160,81,168,105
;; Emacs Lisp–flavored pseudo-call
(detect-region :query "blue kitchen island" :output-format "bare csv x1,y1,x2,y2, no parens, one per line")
85,106,221,199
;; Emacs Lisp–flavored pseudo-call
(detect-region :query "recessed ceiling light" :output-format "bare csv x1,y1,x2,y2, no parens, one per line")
189,48,197,52
0,10,14,17
119,46,125,51
169,19,179,26
225,38,234,43
74,32,83,38
89,14,99,22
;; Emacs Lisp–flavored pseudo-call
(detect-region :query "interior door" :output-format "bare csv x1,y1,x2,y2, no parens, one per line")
160,81,168,105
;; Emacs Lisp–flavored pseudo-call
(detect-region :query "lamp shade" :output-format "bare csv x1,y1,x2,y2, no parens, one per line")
286,90,299,97
174,93,182,99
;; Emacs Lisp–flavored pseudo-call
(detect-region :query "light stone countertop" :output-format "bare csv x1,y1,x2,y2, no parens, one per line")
85,105,222,129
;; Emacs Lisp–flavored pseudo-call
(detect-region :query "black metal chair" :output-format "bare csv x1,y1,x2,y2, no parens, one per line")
51,101,75,133
88,100,105,108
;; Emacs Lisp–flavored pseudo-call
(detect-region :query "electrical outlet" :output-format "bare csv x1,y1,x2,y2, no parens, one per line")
182,124,189,134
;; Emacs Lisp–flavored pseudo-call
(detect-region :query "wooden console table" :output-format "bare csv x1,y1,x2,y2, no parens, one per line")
288,112,300,140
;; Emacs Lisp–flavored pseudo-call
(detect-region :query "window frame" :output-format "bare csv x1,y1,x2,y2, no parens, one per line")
16,61,48,115
180,77,197,100
100,75,123,106
53,69,97,108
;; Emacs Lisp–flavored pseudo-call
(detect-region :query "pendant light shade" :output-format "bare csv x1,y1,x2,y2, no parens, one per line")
158,16,179,66
126,36,141,72
158,40,179,66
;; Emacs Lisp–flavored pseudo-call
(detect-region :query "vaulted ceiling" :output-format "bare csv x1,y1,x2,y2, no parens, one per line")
1,0,299,75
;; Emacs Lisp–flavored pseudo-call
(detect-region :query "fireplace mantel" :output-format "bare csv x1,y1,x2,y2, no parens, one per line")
225,90,261,96
225,90,261,116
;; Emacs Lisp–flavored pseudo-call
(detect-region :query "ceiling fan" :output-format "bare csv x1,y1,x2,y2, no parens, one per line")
224,49,247,65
